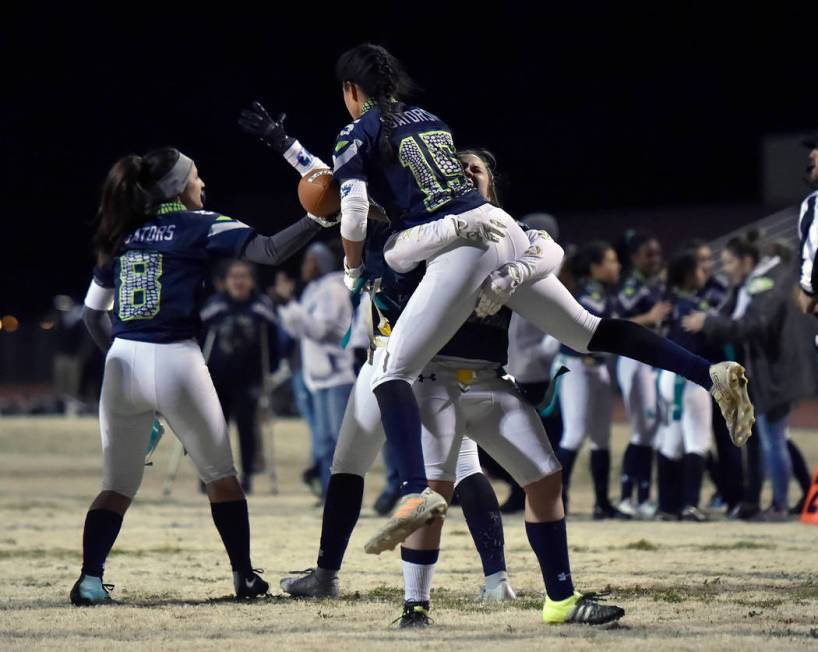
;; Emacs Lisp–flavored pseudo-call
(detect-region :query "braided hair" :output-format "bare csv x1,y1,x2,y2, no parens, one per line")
335,44,418,159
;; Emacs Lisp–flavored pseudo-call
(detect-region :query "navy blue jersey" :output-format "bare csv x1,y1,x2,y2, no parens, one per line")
666,290,719,360
561,279,617,358
333,102,485,230
200,292,279,382
93,202,255,343
699,275,727,310
617,271,666,319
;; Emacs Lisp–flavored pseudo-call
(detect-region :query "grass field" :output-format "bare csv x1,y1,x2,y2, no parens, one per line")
1,416,817,650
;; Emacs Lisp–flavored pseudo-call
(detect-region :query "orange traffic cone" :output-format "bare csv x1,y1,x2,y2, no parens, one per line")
800,464,818,524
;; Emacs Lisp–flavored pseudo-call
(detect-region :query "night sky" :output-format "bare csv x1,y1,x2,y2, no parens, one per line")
3,6,817,318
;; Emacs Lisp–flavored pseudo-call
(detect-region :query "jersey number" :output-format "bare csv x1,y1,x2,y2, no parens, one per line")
398,131,470,213
119,251,163,321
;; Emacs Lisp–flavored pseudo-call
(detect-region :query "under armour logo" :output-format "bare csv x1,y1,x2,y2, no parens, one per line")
417,373,437,382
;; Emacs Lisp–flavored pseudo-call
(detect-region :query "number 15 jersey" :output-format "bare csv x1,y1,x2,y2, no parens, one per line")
332,102,486,230
88,201,255,343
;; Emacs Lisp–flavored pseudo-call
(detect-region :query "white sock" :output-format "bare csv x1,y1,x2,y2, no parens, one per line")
402,561,436,602
484,570,508,591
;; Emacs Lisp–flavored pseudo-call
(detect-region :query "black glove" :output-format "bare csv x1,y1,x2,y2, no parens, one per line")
239,101,295,154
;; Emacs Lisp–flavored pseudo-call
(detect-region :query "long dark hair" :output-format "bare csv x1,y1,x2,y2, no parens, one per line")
457,148,500,205
335,43,418,158
93,147,181,260
667,250,700,290
724,232,760,265
570,240,613,280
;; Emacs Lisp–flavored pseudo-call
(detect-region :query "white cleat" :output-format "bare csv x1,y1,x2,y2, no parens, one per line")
364,488,448,555
709,362,755,446
478,579,517,602
617,498,637,518
636,500,657,520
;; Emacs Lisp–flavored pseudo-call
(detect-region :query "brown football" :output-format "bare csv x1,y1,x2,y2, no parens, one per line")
298,168,341,217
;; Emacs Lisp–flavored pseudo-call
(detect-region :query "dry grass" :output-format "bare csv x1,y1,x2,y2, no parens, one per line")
1,416,817,650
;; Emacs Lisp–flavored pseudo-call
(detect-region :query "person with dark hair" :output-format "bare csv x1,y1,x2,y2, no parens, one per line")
680,238,741,512
280,146,556,620
554,241,625,520
331,43,751,625
200,259,280,494
614,232,670,519
684,235,818,521
72,140,336,606
654,251,717,522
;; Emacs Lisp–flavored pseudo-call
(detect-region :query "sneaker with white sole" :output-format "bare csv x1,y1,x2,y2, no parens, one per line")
636,500,657,520
70,574,114,606
234,569,269,599
364,488,448,555
478,579,517,602
617,498,637,518
709,362,755,446
280,568,340,598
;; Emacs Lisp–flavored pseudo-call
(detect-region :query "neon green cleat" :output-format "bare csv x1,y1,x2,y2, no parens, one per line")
542,591,624,625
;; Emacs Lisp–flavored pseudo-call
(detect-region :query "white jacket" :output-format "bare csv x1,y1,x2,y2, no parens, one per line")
278,272,356,391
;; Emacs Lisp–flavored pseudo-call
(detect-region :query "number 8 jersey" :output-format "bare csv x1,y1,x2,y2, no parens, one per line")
87,201,255,343
332,102,485,230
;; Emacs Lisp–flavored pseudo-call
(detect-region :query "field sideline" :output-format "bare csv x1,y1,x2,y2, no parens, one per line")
1,416,817,650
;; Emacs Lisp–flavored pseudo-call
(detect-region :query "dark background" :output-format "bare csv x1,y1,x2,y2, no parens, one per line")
2,6,817,320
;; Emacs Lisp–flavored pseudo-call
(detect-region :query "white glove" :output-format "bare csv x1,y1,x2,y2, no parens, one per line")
308,212,341,228
343,257,366,291
448,212,508,244
475,262,528,318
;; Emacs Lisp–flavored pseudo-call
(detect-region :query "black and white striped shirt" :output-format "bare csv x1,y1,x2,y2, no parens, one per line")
798,190,818,295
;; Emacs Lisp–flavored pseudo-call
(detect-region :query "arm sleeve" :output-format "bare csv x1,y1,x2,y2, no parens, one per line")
339,179,370,242
383,218,460,273
241,216,322,265
81,305,112,354
701,289,780,343
799,194,818,295
282,140,330,177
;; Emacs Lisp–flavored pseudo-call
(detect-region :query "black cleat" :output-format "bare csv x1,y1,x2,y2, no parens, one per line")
234,569,269,599
70,573,114,606
393,600,432,628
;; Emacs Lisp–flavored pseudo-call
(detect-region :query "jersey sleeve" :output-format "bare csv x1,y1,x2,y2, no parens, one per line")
204,213,256,258
332,121,372,182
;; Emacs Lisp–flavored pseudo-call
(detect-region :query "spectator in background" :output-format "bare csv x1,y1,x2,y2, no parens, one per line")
681,239,742,513
615,231,671,519
278,243,355,496
269,271,323,497
51,295,92,416
684,234,818,521
201,260,280,494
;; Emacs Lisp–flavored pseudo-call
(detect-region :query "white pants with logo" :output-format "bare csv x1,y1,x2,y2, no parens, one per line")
655,370,712,460
371,204,600,390
558,355,613,452
100,338,236,497
616,356,659,446
332,349,560,486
